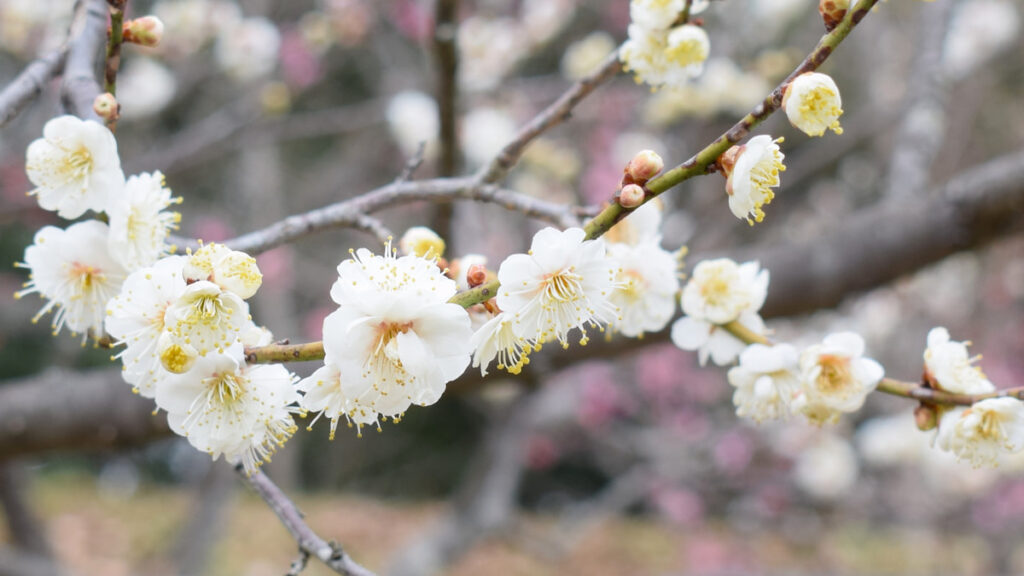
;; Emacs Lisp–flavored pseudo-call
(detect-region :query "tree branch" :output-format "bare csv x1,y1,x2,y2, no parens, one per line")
61,0,107,122
223,178,581,255
474,49,622,185
235,464,376,576
0,48,67,128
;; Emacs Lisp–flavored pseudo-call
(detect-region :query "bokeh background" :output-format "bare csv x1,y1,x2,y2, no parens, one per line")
1,0,1024,574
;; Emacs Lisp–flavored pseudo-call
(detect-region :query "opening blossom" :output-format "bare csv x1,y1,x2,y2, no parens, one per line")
923,327,994,395
792,332,884,425
671,258,768,366
183,242,263,299
497,227,620,349
621,0,711,89
322,243,472,424
16,221,128,338
469,312,534,376
105,256,188,397
107,171,182,271
161,281,250,369
783,72,844,137
936,398,1024,468
25,115,124,219
719,135,786,225
605,205,682,338
157,353,300,475
727,343,801,422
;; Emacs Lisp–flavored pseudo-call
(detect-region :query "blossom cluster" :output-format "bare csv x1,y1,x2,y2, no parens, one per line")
620,0,711,89
15,115,299,474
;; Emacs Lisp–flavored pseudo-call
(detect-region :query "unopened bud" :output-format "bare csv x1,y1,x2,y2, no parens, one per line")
93,93,119,122
914,404,938,431
466,264,488,288
626,149,664,183
399,226,445,259
123,15,165,47
618,184,646,209
818,0,849,32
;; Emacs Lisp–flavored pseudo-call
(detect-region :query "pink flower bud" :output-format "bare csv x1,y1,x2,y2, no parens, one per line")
92,93,119,122
914,404,937,431
618,184,646,209
123,16,164,47
626,149,664,183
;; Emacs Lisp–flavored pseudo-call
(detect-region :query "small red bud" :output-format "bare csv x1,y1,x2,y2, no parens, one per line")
618,184,646,209
467,264,488,288
123,16,164,47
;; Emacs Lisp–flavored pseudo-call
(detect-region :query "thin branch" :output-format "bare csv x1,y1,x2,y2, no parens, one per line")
0,47,68,128
61,0,107,121
234,464,376,576
104,0,127,96
223,177,580,255
394,142,428,184
474,49,622,185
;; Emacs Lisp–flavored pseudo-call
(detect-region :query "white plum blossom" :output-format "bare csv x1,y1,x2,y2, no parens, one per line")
629,0,685,30
671,258,769,366
680,258,768,325
107,171,181,271
398,226,446,258
792,332,885,425
183,242,263,299
298,363,379,438
560,31,616,81
386,91,439,157
607,239,680,337
783,72,844,137
105,256,188,397
923,327,994,395
723,135,785,225
162,281,250,367
621,23,710,89
727,343,801,422
462,107,517,167
497,227,620,348
157,353,300,475
322,243,472,420
117,58,177,120
25,115,124,219
793,433,860,501
672,310,765,366
469,312,534,376
17,221,127,338
215,16,280,81
604,199,664,247
936,398,1024,468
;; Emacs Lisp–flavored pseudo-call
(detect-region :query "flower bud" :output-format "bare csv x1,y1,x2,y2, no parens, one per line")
782,72,843,137
466,264,488,288
818,0,849,32
914,404,938,431
93,93,119,122
399,226,445,259
626,149,664,183
158,332,197,374
618,183,646,209
123,16,165,47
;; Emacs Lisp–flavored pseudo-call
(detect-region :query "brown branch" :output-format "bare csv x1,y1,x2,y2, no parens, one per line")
235,464,376,576
0,48,68,128
61,0,107,122
223,177,581,255
0,368,169,461
431,0,461,242
473,49,622,185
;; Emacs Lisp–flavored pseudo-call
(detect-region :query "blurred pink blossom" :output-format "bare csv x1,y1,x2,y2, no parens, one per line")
526,435,560,470
280,29,323,88
255,247,294,289
651,486,704,527
303,306,333,341
713,431,753,476
190,216,233,243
